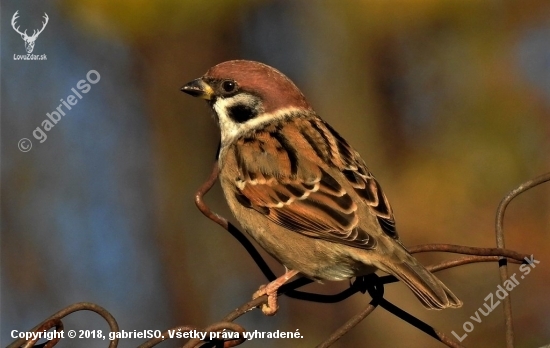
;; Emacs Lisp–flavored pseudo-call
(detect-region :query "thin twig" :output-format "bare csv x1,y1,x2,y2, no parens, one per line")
182,322,246,348
378,296,465,348
494,172,550,348
409,244,528,261
428,255,523,273
22,319,63,348
195,162,276,282
8,169,546,348
315,304,377,348
195,163,226,229
7,302,119,348
193,161,542,348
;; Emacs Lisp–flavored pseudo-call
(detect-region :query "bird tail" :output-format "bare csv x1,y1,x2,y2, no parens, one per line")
378,244,462,310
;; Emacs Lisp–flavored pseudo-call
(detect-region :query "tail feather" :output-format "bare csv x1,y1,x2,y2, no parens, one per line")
379,245,462,310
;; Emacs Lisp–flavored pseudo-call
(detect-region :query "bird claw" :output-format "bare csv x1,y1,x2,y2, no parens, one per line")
251,270,300,316
253,284,279,316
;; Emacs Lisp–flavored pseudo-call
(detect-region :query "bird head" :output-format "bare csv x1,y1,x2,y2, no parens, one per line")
182,60,313,145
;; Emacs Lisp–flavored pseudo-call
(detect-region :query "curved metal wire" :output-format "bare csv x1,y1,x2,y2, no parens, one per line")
6,302,119,348
494,172,550,348
7,169,547,348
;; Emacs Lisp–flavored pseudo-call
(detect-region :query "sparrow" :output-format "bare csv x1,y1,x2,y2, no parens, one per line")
182,60,462,315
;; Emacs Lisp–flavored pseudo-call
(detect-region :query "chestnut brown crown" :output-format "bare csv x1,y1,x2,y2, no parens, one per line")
204,60,311,113
182,60,315,145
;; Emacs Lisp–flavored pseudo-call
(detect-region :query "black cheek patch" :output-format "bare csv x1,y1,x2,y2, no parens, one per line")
228,104,258,123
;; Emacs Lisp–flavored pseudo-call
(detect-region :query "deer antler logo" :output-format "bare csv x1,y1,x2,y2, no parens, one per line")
11,11,49,54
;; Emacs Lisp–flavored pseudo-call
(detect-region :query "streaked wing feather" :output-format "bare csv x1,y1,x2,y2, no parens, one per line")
238,169,376,249
238,170,342,227
322,121,398,239
231,115,396,250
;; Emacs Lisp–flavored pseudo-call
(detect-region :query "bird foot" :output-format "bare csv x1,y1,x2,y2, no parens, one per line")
252,284,278,316
252,270,300,316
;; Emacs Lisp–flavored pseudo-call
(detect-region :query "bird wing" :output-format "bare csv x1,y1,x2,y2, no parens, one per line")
318,120,397,239
230,116,397,250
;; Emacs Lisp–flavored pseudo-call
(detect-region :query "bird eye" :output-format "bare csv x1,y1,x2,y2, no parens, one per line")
221,80,237,93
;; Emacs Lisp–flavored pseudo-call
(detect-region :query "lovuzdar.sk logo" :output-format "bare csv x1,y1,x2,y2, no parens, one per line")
11,10,48,61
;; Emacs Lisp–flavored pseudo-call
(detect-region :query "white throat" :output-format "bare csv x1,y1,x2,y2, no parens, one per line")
212,96,302,146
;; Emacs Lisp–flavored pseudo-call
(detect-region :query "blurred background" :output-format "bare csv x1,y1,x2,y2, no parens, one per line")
2,1,549,347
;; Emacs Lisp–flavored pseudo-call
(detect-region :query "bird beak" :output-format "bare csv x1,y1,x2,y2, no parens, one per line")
181,78,214,100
